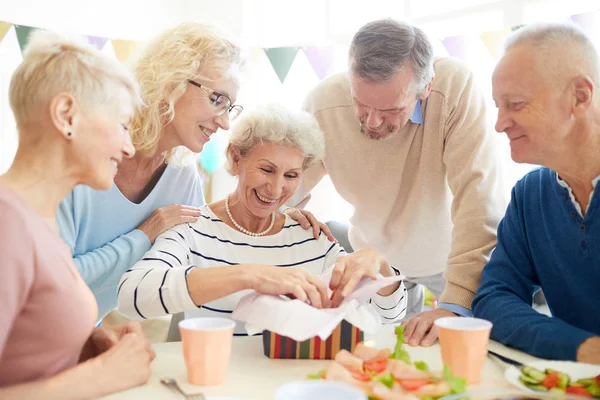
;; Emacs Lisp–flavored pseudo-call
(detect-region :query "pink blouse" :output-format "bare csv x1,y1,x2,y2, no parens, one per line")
0,184,97,385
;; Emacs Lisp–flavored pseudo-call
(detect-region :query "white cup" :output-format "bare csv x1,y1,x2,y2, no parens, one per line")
275,381,367,400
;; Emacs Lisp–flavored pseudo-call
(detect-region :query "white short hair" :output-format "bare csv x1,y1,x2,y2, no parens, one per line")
225,104,325,173
505,23,599,93
9,30,141,132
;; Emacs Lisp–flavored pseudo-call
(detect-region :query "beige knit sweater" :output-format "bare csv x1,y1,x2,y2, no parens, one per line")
295,58,509,309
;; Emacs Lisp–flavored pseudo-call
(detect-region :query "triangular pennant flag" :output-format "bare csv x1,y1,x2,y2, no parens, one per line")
303,46,333,80
571,10,597,36
441,35,472,61
281,49,320,109
110,39,144,63
480,28,511,60
264,47,299,84
248,47,262,63
0,21,12,42
87,35,108,50
15,25,36,54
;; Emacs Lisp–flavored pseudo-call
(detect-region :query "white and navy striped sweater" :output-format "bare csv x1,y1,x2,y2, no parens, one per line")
117,205,407,334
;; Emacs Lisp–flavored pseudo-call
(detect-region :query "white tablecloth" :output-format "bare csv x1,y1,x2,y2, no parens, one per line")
102,325,540,400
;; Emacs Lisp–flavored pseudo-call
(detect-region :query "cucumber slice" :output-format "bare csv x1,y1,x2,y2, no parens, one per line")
522,366,547,382
520,375,543,385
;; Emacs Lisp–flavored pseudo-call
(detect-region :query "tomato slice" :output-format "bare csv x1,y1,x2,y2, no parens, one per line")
566,386,593,398
595,374,600,387
542,371,560,389
399,379,430,391
351,369,372,382
364,357,388,374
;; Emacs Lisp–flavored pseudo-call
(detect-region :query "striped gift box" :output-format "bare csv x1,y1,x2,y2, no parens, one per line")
262,320,364,359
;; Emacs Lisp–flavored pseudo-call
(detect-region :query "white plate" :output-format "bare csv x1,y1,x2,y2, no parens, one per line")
505,360,600,391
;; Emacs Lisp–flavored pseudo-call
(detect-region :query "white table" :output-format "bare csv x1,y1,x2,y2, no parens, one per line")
103,326,540,400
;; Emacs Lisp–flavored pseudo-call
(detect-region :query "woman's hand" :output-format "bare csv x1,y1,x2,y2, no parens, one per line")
80,322,155,362
329,248,399,307
138,204,201,243
283,208,335,241
92,332,154,394
247,265,330,309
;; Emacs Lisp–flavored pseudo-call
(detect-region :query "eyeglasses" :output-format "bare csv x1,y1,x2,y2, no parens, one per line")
188,80,243,121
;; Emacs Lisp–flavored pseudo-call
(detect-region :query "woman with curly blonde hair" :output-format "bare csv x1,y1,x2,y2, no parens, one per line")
57,22,245,320
57,22,331,323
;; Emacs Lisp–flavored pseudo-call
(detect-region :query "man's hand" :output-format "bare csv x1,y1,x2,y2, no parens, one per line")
402,308,457,347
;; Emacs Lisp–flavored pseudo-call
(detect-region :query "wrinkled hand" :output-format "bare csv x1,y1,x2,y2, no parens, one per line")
80,322,155,362
402,308,457,347
138,204,202,243
95,333,154,393
107,322,155,360
80,327,120,361
249,265,329,309
283,208,335,241
329,248,397,307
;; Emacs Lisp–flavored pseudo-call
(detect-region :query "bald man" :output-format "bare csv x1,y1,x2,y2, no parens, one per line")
473,23,600,363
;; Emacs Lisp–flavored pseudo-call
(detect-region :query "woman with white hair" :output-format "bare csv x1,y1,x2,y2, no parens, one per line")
0,31,153,398
118,105,407,334
57,23,331,322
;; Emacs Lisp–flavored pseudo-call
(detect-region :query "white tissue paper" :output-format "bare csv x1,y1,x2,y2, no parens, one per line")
231,272,404,342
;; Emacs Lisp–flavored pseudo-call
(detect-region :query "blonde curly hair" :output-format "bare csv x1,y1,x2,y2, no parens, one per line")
130,22,245,158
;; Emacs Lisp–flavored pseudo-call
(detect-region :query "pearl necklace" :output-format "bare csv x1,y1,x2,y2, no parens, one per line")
225,195,275,237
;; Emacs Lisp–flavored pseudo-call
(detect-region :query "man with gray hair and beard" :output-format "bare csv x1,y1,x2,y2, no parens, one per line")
473,23,600,362
292,19,508,346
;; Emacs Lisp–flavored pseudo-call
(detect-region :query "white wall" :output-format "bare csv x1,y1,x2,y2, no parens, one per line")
0,0,243,40
1,0,599,222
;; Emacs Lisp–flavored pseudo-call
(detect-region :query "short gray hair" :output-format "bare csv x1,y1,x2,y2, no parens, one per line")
224,104,325,173
349,19,434,95
505,23,599,88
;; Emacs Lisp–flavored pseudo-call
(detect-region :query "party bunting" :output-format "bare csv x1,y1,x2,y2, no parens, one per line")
480,28,511,60
15,25,37,53
441,35,474,61
0,21,11,42
571,10,600,40
264,47,299,83
248,47,263,63
87,35,109,50
110,39,145,63
303,46,333,80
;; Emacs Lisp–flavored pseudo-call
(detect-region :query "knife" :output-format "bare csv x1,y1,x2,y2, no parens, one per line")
488,350,524,367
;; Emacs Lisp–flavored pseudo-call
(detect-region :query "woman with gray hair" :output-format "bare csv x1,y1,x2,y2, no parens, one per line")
57,23,331,323
117,104,406,333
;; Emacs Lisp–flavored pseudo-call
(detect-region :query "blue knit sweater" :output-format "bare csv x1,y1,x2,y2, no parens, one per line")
473,167,600,360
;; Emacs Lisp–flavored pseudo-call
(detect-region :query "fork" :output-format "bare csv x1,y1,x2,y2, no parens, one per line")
160,378,206,400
